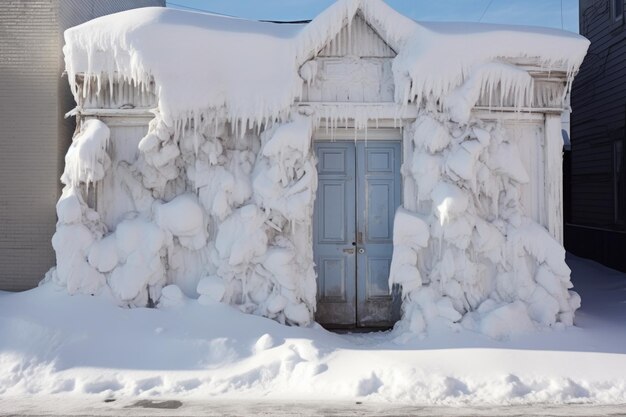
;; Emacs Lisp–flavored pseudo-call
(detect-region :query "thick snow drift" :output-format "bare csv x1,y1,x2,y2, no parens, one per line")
1,256,625,405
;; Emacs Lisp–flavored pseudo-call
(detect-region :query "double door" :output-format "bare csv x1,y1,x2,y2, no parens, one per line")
314,140,402,328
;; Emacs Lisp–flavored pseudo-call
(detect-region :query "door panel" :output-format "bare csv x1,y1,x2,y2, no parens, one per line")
314,142,357,326
356,142,402,327
314,140,401,328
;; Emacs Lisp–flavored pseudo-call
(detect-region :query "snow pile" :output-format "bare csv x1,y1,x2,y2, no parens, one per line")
104,217,166,305
250,113,318,324
51,120,111,295
392,111,579,339
200,113,317,325
51,109,317,322
63,0,588,127
61,119,111,186
389,209,429,296
51,116,206,305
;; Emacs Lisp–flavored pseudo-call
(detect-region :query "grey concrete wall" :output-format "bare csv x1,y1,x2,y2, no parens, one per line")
0,0,164,291
0,0,61,291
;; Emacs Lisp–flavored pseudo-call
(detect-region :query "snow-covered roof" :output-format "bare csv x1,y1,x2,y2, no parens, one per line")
64,0,589,125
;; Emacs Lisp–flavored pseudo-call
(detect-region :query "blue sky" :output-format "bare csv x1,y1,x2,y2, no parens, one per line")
166,0,580,33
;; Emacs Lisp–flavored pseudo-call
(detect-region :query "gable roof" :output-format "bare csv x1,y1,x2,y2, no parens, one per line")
63,0,589,126
317,13,396,58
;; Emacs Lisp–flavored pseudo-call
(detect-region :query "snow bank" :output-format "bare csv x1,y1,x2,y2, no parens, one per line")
3,255,626,405
63,0,588,127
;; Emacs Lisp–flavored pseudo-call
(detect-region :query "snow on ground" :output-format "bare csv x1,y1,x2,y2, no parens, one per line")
0,254,625,406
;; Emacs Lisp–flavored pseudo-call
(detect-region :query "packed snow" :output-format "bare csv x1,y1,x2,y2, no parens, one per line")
1,255,625,406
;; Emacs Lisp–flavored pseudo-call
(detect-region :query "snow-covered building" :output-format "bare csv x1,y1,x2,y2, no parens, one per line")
52,0,590,336
0,0,165,292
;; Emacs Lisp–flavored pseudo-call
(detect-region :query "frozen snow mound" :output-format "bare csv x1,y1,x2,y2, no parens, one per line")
63,0,589,126
61,119,110,187
394,113,580,339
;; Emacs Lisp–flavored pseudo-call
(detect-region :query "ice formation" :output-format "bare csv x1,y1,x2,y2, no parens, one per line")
393,113,581,339
63,0,588,127
53,0,589,336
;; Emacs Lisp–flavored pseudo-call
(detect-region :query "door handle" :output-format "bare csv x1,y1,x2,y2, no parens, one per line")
343,248,355,254
358,248,365,254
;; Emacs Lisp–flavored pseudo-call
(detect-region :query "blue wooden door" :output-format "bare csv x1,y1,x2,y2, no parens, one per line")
314,140,401,328
356,141,402,327
314,142,357,326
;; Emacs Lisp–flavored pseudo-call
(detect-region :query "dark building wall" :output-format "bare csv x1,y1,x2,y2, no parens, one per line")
568,0,626,272
0,0,164,291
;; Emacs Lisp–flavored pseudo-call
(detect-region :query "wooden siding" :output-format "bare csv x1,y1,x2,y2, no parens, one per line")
76,77,158,110
318,13,396,58
0,0,164,291
303,14,396,103
475,79,568,110
502,118,548,229
302,57,395,103
568,0,626,271
570,0,626,230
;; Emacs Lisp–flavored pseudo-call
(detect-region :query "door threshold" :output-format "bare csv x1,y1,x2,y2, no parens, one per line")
321,325,393,334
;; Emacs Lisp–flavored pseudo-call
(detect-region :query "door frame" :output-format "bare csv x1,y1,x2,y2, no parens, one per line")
313,127,402,142
312,127,404,329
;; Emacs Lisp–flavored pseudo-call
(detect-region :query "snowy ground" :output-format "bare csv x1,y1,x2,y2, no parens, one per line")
0,254,625,413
